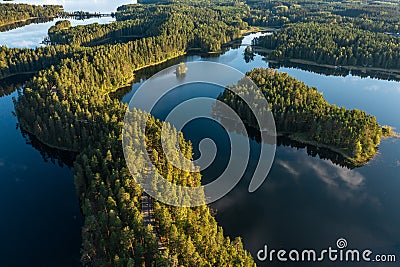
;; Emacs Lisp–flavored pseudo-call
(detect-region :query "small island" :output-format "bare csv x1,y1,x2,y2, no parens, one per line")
176,62,188,76
382,125,400,139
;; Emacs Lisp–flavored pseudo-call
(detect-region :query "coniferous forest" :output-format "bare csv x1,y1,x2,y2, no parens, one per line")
254,22,400,69
215,68,382,166
10,1,255,266
248,0,400,70
0,3,63,27
1,0,398,266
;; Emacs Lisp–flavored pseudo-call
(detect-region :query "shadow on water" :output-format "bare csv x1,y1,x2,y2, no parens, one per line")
0,74,83,267
217,116,357,170
0,73,34,97
19,128,78,168
267,60,400,82
1,73,77,168
0,17,55,32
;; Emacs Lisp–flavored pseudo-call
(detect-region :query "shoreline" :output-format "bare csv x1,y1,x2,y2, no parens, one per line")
260,56,400,78
0,71,37,81
19,125,80,153
289,58,400,76
0,17,39,28
15,51,189,151
215,114,376,167
281,132,371,166
106,51,187,95
0,16,56,28
8,34,385,168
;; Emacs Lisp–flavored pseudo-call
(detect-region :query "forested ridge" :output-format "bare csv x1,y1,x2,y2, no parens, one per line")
0,3,63,27
245,0,400,32
48,1,248,51
215,68,382,165
15,55,255,265
245,0,400,70
48,19,152,47
254,22,400,69
11,1,256,266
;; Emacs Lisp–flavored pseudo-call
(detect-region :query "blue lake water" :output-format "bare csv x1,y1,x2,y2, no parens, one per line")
0,17,115,49
10,0,136,13
0,87,83,266
0,3,398,264
126,33,400,266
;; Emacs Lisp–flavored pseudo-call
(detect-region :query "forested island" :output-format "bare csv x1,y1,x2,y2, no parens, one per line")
1,0,397,265
215,68,383,166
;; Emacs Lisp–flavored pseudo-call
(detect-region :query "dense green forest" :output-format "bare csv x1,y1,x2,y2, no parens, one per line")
1,1,248,79
245,0,400,70
215,68,382,165
0,3,63,27
0,45,76,79
48,1,247,50
15,57,255,265
245,0,400,32
4,0,394,265
48,19,151,46
253,22,400,69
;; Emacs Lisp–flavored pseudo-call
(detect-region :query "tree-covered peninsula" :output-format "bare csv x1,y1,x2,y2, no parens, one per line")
11,1,256,266
215,68,383,166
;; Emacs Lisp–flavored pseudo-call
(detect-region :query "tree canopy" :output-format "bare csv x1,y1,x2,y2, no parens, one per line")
0,3,63,27
215,68,382,166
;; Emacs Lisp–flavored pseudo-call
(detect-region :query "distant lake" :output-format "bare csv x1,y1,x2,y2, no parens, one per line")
0,17,115,49
0,0,134,48
9,0,136,13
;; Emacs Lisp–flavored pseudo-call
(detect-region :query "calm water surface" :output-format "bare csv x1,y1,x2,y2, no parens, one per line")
0,10,399,265
0,85,83,266
0,17,116,49
126,33,400,266
11,0,136,13
0,1,130,265
0,0,131,48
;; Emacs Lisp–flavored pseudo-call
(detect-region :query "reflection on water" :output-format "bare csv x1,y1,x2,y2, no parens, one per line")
0,74,32,97
0,88,82,266
11,0,136,13
0,17,54,32
0,17,115,48
20,129,78,167
277,135,358,169
122,33,400,266
268,60,400,82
